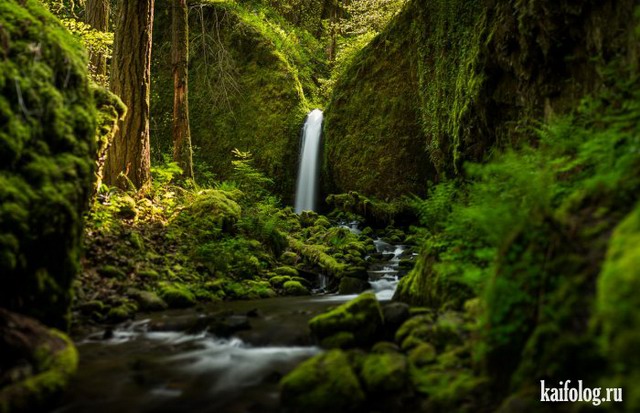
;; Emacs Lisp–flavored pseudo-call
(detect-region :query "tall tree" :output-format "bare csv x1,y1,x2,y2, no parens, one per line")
104,0,155,190
172,0,194,179
85,0,110,77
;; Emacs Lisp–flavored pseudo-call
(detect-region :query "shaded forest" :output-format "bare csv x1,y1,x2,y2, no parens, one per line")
1,0,639,412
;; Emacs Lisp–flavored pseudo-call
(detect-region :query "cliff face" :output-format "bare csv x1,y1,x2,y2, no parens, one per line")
0,0,98,329
152,0,324,199
324,0,638,198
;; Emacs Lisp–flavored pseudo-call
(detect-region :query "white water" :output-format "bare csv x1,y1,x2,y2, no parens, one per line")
294,109,323,213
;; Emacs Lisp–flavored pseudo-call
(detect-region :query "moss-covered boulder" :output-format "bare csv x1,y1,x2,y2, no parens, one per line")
282,280,309,296
0,309,78,412
158,282,196,308
360,352,408,395
280,350,365,413
596,205,640,410
0,0,98,329
152,0,313,198
309,292,383,348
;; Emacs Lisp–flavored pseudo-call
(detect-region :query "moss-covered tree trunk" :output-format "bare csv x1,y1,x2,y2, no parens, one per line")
172,0,194,179
105,0,154,190
85,0,110,78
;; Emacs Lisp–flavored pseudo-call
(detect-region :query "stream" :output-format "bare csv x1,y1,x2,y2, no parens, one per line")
53,240,410,413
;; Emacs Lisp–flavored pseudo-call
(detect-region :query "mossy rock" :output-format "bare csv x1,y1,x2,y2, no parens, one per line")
279,251,299,265
360,352,408,395
280,350,365,413
319,331,356,350
97,265,127,280
269,275,292,288
408,342,437,367
0,310,79,413
283,280,309,296
338,277,369,295
309,292,383,348
127,289,167,312
274,266,299,277
106,302,138,323
0,0,99,329
158,282,196,308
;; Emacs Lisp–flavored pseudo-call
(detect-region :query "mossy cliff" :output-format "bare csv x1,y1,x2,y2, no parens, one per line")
151,0,322,198
0,0,98,329
324,0,638,198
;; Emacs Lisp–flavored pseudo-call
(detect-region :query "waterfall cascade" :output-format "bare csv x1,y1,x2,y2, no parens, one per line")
294,109,323,213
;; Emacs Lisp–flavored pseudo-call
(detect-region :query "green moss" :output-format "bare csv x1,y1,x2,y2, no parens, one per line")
280,350,365,413
274,265,298,277
97,265,126,279
309,292,383,348
0,329,78,413
360,352,408,395
319,332,356,350
595,205,640,410
0,0,99,329
282,280,309,296
268,275,291,288
158,282,196,308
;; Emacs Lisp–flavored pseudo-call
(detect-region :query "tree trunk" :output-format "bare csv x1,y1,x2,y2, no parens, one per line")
85,0,110,78
104,0,155,191
172,0,194,179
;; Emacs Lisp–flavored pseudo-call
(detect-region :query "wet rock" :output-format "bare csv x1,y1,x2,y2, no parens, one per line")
382,302,410,337
309,292,383,348
280,350,365,413
338,277,370,294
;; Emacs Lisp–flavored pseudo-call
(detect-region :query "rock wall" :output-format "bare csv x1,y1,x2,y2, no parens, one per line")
323,0,638,198
0,0,98,329
151,0,314,200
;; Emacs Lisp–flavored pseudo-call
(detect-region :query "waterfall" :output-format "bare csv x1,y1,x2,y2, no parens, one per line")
294,109,323,213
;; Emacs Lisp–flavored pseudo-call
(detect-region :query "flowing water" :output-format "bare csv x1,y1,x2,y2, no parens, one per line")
294,109,323,213
53,236,408,413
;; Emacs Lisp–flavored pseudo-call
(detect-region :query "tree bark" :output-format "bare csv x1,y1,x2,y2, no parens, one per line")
104,0,155,191
172,0,194,179
85,0,110,77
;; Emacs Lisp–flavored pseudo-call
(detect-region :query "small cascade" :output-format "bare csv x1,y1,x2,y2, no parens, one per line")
368,240,405,300
294,109,323,213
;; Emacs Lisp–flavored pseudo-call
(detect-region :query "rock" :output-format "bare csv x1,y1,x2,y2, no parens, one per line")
319,332,356,349
269,275,292,288
309,292,383,348
382,302,410,336
338,277,370,294
0,0,101,329
127,289,167,311
279,251,299,265
106,301,138,323
280,350,365,413
408,342,437,367
371,341,401,354
299,211,319,228
275,266,299,277
203,315,251,338
116,196,137,219
0,309,78,412
283,281,309,296
360,352,408,394
97,265,127,280
342,266,369,280
158,282,196,308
